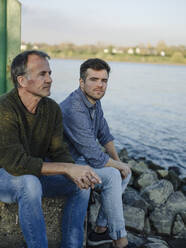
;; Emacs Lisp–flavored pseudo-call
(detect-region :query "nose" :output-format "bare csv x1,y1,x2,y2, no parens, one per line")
97,80,104,87
46,73,52,83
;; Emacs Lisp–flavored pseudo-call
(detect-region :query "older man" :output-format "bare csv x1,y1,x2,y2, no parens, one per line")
0,51,100,248
60,58,135,248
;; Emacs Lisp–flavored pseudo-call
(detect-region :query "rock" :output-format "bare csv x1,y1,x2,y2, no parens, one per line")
123,187,149,214
88,191,101,230
128,174,134,186
180,211,186,224
168,166,181,175
172,214,186,237
144,242,168,248
182,177,186,184
130,161,149,177
181,185,186,195
157,169,169,179
149,206,174,235
123,205,145,232
146,160,164,171
119,148,130,162
165,191,186,213
167,170,181,191
135,170,158,190
147,237,168,246
144,218,151,234
141,180,174,209
127,232,146,247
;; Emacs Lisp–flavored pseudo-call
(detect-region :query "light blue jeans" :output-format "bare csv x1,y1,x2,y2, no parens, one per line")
0,168,90,248
76,159,131,240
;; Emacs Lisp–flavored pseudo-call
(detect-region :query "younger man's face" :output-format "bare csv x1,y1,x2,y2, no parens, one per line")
80,68,108,104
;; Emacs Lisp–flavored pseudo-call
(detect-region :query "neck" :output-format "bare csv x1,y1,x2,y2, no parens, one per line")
18,88,41,114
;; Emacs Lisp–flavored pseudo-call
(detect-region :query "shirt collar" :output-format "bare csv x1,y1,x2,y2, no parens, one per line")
77,87,96,109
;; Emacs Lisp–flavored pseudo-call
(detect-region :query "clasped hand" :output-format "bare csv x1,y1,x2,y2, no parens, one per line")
68,165,101,190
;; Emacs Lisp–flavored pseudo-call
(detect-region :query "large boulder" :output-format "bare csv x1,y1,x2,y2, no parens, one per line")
130,161,149,176
123,205,145,232
149,206,174,235
135,170,158,190
123,187,149,214
141,180,174,209
172,214,186,238
165,191,186,213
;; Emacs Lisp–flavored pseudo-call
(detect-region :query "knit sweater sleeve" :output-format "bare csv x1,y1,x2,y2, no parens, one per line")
0,104,43,176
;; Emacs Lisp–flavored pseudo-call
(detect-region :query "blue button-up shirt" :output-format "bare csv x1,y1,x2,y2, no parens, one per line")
60,87,114,168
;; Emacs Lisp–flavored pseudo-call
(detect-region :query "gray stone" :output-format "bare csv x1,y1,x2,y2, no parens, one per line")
128,174,134,186
119,148,130,162
127,232,146,247
167,170,182,191
123,187,149,214
88,191,101,230
141,180,174,209
181,185,186,196
144,218,151,234
157,169,169,179
172,214,186,236
180,211,186,224
165,191,186,213
130,161,149,176
144,243,168,248
123,205,145,232
147,237,168,246
135,170,158,190
147,161,164,171
149,206,174,235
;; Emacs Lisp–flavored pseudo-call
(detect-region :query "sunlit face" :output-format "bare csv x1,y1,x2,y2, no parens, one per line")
19,54,52,98
80,68,108,104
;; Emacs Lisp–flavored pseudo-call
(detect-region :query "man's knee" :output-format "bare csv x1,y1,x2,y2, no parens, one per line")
19,175,42,200
97,167,122,186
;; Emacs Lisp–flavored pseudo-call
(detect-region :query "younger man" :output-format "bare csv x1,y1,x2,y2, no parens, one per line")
60,58,135,248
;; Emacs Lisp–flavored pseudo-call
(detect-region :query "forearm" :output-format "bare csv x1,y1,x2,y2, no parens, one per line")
41,162,75,176
41,162,101,189
105,158,128,168
104,141,120,161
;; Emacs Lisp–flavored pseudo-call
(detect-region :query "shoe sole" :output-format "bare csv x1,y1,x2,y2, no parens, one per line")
87,239,113,246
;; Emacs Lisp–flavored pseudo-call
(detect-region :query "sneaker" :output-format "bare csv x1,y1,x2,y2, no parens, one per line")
87,229,113,246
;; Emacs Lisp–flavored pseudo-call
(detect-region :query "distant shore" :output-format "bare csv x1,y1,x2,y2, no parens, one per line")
50,54,186,66
21,42,186,66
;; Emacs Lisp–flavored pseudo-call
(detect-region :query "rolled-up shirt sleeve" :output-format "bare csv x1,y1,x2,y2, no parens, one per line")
62,106,110,168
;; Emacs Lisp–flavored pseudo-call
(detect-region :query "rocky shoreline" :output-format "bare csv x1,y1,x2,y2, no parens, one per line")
88,148,186,248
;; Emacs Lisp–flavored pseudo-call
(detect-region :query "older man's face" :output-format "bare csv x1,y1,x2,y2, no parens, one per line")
21,54,52,98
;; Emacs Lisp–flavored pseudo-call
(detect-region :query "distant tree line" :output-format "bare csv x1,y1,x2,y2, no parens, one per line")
21,41,186,64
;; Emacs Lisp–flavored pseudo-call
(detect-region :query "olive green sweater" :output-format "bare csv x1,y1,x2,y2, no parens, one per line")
0,88,74,176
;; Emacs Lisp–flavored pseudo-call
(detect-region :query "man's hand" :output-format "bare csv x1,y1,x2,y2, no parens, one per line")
106,158,131,179
67,165,101,189
115,163,131,179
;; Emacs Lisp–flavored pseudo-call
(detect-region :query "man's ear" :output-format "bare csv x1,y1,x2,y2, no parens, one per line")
79,78,84,90
17,75,27,88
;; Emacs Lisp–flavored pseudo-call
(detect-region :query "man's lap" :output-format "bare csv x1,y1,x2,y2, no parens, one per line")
0,168,81,203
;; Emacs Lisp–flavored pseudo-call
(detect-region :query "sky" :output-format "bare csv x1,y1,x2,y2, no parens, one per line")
19,0,186,46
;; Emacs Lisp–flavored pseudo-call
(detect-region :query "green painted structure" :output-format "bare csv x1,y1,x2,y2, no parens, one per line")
0,0,21,95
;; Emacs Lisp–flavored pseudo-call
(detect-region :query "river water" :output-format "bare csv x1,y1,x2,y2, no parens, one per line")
50,59,186,176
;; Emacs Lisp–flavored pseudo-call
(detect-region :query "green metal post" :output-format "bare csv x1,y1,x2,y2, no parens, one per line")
0,0,7,94
0,0,21,94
